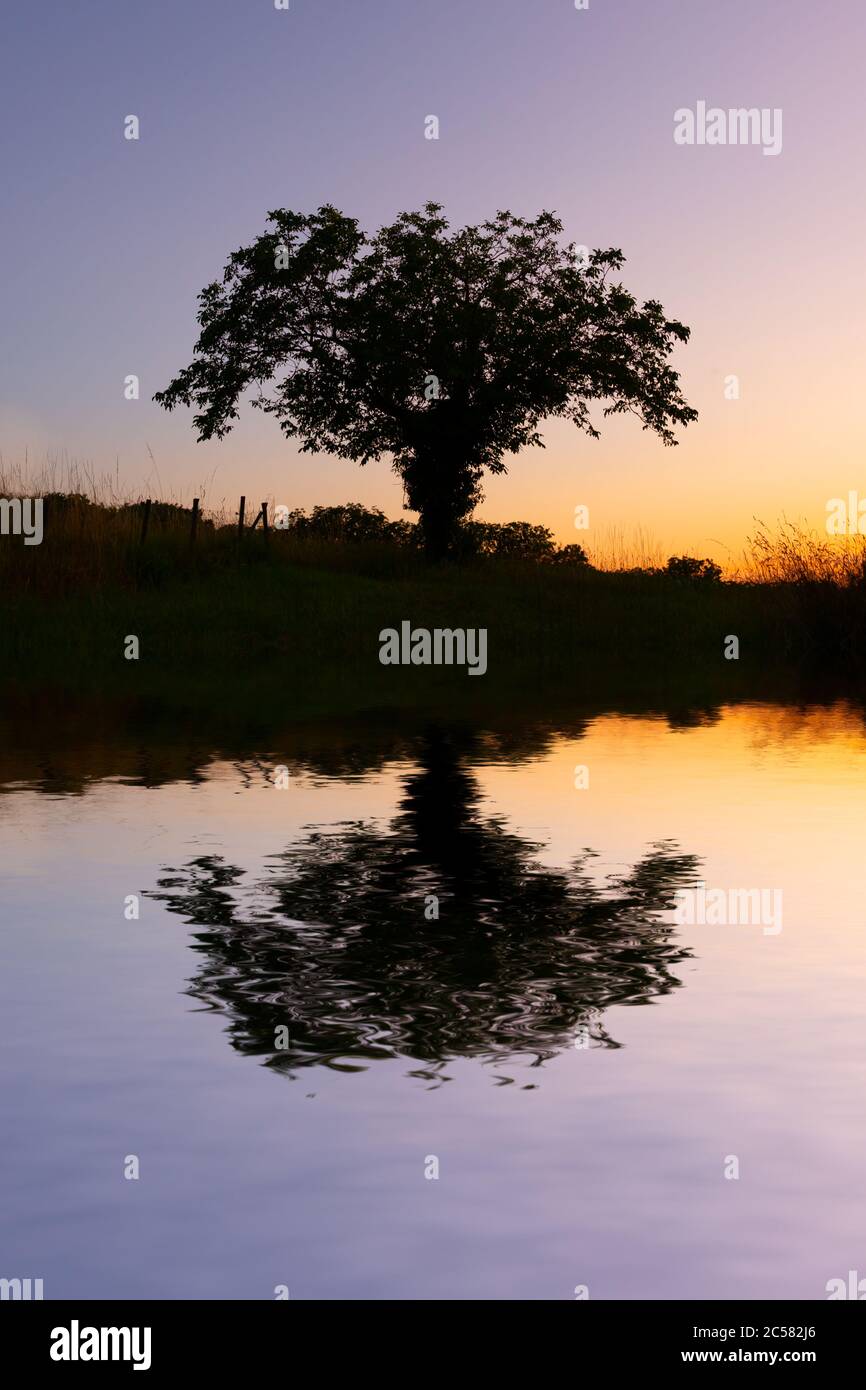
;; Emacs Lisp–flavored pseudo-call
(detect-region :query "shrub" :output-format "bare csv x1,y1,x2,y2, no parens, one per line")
456,520,557,560
665,555,722,583
276,504,415,546
547,543,590,567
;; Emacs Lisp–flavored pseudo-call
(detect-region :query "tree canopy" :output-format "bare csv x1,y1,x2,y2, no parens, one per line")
156,203,697,556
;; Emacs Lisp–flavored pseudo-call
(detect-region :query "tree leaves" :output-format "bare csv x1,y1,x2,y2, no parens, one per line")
156,204,697,553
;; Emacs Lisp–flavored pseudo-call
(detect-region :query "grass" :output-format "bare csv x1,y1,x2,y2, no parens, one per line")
3,467,866,718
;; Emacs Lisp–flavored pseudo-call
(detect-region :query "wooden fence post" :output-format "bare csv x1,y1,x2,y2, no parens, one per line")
190,497,200,546
238,495,245,538
261,501,269,543
140,499,151,545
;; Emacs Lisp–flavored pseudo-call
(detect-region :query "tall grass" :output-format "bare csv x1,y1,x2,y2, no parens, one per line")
583,525,666,573
740,520,866,586
0,451,232,515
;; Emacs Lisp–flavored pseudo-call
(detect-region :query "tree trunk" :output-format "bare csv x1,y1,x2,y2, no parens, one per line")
419,502,454,561
403,443,478,561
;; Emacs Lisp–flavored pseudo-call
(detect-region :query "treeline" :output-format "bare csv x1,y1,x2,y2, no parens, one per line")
2,493,728,594
243,503,724,578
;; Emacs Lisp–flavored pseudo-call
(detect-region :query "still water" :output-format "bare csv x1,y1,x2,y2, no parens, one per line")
2,701,865,1299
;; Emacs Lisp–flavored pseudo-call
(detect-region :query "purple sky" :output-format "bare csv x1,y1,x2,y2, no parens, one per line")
3,0,865,556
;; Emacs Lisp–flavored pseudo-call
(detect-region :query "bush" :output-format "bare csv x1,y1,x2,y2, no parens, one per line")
456,520,557,560
547,543,590,567
665,555,722,583
119,500,214,533
275,503,415,547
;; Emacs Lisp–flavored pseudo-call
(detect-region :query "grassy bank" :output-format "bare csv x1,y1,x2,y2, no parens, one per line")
3,492,866,713
3,540,866,699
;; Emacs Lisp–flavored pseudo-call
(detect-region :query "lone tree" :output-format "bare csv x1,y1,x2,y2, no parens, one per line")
155,204,697,558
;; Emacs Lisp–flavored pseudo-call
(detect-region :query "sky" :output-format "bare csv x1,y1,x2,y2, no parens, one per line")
2,0,865,562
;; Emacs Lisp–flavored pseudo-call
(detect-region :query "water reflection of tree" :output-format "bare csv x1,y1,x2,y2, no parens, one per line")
148,728,700,1080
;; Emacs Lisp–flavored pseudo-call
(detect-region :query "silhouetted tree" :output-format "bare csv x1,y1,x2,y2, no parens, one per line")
147,727,700,1078
155,204,697,557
